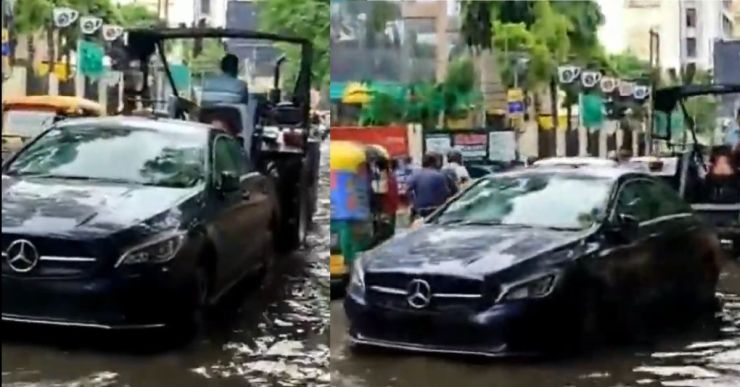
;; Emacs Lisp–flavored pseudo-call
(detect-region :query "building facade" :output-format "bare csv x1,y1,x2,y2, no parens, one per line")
116,0,227,28
599,0,735,72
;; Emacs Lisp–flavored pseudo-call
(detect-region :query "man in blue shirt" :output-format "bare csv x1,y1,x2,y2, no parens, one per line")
201,54,249,105
407,153,453,218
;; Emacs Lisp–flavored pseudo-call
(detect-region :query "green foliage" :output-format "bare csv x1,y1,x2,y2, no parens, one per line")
14,0,54,34
551,0,604,58
180,39,227,77
258,0,329,88
607,51,651,79
118,3,159,28
461,0,493,51
358,57,480,128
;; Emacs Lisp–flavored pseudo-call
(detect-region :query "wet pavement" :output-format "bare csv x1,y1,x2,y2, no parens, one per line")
1,141,330,387
330,262,740,387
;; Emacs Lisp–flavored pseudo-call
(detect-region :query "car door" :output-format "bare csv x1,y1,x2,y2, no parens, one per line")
210,134,261,287
601,178,662,309
227,138,274,266
647,180,712,300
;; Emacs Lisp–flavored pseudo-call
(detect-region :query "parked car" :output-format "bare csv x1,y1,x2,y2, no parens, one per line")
345,166,725,356
532,157,618,168
2,116,279,331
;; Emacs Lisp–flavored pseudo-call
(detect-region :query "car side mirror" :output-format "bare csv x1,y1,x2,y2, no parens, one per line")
218,171,240,193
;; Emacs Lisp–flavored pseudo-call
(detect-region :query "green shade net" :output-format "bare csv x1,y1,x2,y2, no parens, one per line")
652,109,685,140
170,64,191,93
580,93,605,132
77,40,105,79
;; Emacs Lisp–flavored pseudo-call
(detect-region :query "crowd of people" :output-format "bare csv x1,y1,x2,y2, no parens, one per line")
392,150,470,220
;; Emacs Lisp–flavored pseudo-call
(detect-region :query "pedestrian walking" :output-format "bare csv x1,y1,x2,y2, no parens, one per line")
444,149,471,187
407,153,454,219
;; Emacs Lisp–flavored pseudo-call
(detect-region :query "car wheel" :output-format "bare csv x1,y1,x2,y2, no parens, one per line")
572,288,605,352
259,232,276,286
171,265,210,339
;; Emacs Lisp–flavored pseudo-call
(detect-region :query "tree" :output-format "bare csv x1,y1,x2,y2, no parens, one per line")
258,0,329,89
119,3,159,28
14,0,124,93
13,0,53,88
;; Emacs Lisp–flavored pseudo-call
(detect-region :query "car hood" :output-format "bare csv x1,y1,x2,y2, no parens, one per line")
1,175,201,238
364,224,589,279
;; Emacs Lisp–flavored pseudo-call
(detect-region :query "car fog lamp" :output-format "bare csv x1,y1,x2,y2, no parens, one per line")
502,274,557,301
117,232,186,267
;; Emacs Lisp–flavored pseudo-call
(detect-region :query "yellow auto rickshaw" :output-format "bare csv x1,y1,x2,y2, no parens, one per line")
330,141,396,290
2,96,104,159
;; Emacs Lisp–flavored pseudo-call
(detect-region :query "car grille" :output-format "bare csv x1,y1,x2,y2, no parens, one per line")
1,234,102,278
364,273,497,313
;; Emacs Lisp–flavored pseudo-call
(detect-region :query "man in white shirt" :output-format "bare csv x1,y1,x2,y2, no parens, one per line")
444,150,470,186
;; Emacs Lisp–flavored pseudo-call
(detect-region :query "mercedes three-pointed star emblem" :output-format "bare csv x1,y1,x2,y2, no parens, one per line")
406,279,432,309
3,239,40,273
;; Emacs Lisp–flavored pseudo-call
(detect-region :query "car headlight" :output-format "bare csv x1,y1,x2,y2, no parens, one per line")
347,256,365,296
500,273,559,301
116,231,186,267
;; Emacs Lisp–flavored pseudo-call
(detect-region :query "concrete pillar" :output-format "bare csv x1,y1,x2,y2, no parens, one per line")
579,126,588,156
556,128,566,156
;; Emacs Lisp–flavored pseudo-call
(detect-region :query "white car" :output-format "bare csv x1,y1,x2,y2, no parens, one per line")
532,157,618,168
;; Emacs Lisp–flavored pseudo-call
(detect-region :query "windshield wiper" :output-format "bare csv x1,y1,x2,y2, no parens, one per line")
11,173,134,184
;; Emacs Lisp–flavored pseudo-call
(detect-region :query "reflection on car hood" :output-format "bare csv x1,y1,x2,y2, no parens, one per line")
1,175,201,238
365,224,588,278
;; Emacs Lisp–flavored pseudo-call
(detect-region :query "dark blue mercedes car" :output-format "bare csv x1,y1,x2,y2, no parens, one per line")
2,116,278,331
345,167,725,356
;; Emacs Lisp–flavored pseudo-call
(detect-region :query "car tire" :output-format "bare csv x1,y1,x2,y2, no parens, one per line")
171,265,210,340
258,232,276,286
571,286,605,352
277,157,309,252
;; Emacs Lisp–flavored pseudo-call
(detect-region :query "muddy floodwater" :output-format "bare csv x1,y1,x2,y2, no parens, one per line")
1,142,330,387
331,262,740,387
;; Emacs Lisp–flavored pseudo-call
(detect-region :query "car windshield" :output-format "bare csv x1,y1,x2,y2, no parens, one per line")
3,124,207,188
434,173,613,230
4,110,57,138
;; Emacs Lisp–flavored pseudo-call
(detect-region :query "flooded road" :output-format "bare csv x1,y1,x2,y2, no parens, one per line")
331,262,740,387
1,142,330,387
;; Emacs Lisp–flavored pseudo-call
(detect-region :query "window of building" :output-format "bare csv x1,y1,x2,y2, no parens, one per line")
686,37,697,58
201,0,211,15
686,8,697,28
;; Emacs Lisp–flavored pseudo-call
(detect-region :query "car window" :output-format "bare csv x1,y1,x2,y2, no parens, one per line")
433,173,613,230
212,135,249,179
648,180,693,217
615,179,660,222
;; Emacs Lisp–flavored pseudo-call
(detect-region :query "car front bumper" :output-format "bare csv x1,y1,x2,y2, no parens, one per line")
344,291,565,357
2,265,195,330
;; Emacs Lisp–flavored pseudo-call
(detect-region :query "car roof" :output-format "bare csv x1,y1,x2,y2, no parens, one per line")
533,157,618,167
54,115,213,135
497,165,646,180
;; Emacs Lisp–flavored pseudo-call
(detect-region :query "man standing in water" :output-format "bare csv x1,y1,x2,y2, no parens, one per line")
407,153,453,218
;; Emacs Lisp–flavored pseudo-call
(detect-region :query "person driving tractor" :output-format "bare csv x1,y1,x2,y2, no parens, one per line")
201,54,250,105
